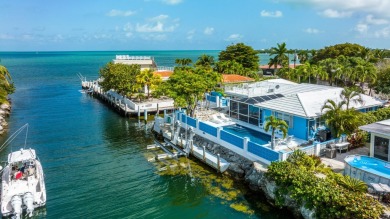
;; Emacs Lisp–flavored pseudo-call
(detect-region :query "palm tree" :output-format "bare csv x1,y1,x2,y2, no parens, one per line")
195,54,215,68
321,100,346,138
319,58,342,86
340,88,363,110
355,63,377,92
313,65,328,85
175,58,192,66
269,42,289,73
297,50,309,63
136,69,162,98
264,115,288,150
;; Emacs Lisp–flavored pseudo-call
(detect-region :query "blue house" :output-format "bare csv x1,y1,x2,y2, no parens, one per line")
222,79,384,141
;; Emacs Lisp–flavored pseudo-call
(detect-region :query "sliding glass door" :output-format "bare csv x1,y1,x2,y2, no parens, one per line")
374,136,390,161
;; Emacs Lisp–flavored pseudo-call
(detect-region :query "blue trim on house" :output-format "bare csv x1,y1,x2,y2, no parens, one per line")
220,130,244,149
247,141,279,162
199,122,218,137
187,117,197,128
288,116,308,140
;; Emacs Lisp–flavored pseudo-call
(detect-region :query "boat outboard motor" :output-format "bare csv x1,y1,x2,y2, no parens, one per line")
23,192,35,217
11,195,22,219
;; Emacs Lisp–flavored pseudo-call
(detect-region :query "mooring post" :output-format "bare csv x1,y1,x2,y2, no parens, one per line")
156,103,159,116
137,107,140,119
144,109,148,122
203,146,206,161
217,153,221,172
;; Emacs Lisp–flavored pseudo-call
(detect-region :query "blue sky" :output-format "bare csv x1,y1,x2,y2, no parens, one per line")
1,0,390,51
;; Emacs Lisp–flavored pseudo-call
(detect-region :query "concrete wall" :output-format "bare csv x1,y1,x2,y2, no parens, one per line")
289,116,308,140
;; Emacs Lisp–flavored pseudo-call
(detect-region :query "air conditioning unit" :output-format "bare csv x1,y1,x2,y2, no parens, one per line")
268,88,274,93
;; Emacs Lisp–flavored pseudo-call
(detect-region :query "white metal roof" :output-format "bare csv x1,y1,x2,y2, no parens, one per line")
360,119,390,136
8,148,36,163
256,95,307,117
229,81,386,118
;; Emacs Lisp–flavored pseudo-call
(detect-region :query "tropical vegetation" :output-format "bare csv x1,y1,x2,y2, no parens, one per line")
156,66,221,117
266,150,384,219
218,43,259,71
99,62,162,101
320,88,363,138
0,65,15,104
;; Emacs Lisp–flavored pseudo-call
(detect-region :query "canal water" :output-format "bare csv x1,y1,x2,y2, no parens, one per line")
0,52,292,218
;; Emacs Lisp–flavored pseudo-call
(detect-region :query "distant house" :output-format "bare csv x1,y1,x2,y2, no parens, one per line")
154,70,173,81
223,79,384,141
113,55,157,70
221,74,255,84
260,64,302,76
360,119,390,161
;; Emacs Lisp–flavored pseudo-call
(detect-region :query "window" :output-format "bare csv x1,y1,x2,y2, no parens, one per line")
374,136,389,161
273,111,293,128
248,105,260,126
315,117,325,128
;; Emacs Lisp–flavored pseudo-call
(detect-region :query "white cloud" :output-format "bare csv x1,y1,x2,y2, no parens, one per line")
319,9,352,18
278,0,390,18
123,23,133,32
0,33,14,40
162,0,182,5
136,15,178,33
304,28,320,34
93,34,112,39
260,10,283,18
365,15,388,25
225,34,243,41
187,30,195,40
374,27,390,38
354,15,388,36
107,9,136,17
355,23,368,33
141,34,167,41
21,34,34,41
52,34,64,42
150,14,169,22
204,27,214,35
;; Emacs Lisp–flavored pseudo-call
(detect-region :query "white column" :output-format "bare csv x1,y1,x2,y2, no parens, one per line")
370,133,375,158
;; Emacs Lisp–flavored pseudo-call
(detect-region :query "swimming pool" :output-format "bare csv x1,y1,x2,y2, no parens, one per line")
223,124,271,145
344,155,390,186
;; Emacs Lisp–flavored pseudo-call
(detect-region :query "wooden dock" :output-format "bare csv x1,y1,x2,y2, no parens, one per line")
81,80,175,118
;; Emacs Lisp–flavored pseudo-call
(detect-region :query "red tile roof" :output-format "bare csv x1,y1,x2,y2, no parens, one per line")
222,74,255,83
153,70,173,78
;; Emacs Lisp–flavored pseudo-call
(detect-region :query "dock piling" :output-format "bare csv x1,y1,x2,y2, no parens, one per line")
203,146,206,161
217,154,221,172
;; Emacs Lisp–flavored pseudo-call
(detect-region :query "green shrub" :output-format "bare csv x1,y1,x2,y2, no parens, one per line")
266,154,384,219
337,175,367,193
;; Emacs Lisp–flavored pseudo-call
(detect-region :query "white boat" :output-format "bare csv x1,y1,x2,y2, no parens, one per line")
1,124,46,218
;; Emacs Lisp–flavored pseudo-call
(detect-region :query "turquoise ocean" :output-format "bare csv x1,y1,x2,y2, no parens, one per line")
0,51,292,219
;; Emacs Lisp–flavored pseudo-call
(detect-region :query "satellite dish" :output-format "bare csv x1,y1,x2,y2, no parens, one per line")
275,85,280,89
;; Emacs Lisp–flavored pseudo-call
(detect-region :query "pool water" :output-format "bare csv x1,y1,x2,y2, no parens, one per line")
345,156,390,179
223,125,271,145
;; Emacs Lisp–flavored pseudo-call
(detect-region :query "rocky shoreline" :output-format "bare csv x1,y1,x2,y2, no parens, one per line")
191,133,314,219
0,102,11,135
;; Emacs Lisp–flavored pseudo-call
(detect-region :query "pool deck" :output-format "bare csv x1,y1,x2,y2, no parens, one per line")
320,145,370,173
